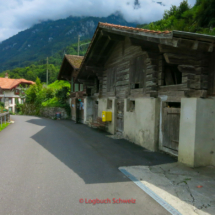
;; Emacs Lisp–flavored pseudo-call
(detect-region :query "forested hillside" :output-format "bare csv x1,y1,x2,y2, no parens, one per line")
141,0,215,35
0,14,136,71
0,39,90,83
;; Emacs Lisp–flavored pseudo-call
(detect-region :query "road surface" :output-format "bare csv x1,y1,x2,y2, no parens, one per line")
0,115,175,215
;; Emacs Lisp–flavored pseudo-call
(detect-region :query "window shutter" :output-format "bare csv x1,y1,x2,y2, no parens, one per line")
129,55,145,89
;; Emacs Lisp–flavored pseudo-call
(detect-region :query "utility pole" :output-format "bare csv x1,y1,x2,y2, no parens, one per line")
78,35,80,56
46,57,48,85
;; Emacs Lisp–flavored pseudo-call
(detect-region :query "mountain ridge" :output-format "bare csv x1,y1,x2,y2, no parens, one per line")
0,14,137,72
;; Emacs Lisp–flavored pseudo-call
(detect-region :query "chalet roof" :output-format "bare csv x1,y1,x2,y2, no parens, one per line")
0,78,35,90
65,55,84,69
76,22,173,81
76,22,215,81
99,23,172,35
58,55,84,81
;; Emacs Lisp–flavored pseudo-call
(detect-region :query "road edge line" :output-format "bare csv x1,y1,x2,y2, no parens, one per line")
119,167,182,215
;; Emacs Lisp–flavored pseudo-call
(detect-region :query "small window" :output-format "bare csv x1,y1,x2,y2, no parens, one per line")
135,83,140,89
107,99,112,109
9,107,12,112
15,89,19,95
163,65,182,86
80,84,83,91
127,100,135,112
9,98,12,105
166,102,181,108
75,83,79,92
95,101,98,105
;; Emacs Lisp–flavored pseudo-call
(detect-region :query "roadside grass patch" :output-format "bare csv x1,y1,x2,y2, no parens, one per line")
0,122,10,132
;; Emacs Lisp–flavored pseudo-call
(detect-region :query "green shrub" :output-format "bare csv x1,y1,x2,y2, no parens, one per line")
0,102,4,107
24,78,71,116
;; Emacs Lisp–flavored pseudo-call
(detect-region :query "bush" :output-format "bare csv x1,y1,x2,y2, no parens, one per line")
24,78,71,116
0,102,4,107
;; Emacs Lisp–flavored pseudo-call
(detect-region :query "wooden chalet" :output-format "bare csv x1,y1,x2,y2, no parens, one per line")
58,54,85,123
74,23,215,167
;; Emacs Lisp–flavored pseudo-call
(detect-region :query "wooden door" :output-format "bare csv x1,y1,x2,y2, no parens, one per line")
93,101,98,122
162,107,180,153
116,101,124,134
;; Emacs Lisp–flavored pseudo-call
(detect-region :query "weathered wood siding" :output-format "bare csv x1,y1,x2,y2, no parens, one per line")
101,37,145,99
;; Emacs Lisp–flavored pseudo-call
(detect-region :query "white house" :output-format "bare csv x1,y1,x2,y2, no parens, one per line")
0,73,35,113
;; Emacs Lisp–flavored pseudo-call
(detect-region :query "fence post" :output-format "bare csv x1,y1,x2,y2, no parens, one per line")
1,116,2,128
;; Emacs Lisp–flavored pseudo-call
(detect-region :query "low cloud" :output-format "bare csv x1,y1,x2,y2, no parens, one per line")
0,0,196,41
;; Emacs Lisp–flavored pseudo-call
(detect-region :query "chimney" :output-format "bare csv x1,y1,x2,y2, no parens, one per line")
5,72,8,78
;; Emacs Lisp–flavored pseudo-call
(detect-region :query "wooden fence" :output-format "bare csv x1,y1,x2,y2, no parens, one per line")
0,112,10,128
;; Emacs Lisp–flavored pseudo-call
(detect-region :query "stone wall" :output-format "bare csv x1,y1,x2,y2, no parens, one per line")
40,107,68,119
22,104,38,115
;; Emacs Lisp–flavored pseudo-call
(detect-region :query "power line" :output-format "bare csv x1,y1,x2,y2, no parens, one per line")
78,35,90,56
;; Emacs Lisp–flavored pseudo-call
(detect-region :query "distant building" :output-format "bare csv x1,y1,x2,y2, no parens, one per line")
58,54,85,123
0,73,35,113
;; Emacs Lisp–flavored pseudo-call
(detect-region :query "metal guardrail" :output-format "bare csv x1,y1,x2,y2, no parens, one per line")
0,112,10,128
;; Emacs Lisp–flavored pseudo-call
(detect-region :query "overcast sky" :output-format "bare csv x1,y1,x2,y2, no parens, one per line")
0,0,196,42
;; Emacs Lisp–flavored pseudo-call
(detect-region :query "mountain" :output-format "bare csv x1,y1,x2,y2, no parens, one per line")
0,39,90,84
0,14,137,72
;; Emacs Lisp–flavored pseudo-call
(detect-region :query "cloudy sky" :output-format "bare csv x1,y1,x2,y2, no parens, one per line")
0,0,196,42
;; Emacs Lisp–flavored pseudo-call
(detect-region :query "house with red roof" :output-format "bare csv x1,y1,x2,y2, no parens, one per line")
0,73,35,113
74,22,215,167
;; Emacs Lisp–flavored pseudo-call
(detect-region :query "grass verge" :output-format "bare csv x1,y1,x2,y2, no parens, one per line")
0,122,10,132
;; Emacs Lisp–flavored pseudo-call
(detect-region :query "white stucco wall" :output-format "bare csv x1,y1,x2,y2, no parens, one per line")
98,98,116,134
0,88,24,112
84,97,94,124
124,98,160,151
179,98,215,167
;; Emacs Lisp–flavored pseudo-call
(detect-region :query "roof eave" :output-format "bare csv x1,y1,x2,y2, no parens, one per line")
173,30,215,42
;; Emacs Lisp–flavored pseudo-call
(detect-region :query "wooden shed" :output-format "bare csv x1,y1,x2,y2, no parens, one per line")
75,23,215,167
58,54,85,123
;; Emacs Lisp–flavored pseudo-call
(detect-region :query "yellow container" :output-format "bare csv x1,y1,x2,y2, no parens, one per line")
102,111,112,122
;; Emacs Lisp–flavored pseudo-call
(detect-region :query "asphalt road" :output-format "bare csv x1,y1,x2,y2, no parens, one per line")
0,115,175,215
